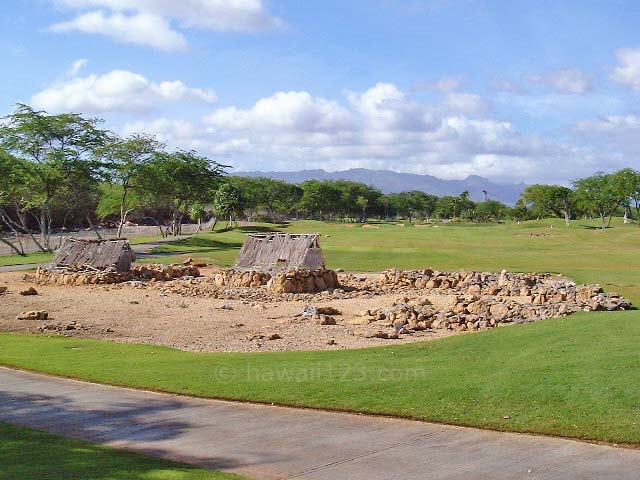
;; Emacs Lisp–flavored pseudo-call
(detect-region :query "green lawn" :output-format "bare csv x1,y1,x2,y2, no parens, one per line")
0,251,54,267
2,309,640,444
1,219,640,445
1,422,247,480
153,219,640,302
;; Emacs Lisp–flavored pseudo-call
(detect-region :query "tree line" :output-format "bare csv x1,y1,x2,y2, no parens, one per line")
1,105,639,255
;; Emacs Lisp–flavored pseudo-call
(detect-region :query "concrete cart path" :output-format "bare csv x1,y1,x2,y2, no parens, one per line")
1,367,638,480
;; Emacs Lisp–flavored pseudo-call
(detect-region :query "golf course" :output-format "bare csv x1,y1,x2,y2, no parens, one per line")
2,219,639,447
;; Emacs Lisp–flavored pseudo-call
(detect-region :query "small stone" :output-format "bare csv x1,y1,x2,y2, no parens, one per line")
16,310,48,320
19,287,38,296
316,306,341,315
267,333,282,340
0,286,7,294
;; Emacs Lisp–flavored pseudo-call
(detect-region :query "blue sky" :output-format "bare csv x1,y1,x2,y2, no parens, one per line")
2,0,640,183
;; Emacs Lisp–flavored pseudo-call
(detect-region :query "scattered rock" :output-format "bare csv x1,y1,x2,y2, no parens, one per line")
19,287,38,296
0,286,7,294
267,333,282,340
16,310,48,320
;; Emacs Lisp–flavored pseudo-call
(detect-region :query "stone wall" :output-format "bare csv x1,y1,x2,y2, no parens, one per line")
212,268,339,293
34,263,200,286
369,268,633,335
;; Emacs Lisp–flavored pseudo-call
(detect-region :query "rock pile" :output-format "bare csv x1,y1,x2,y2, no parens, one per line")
16,310,48,320
378,268,630,310
131,264,200,281
365,268,633,337
211,268,339,294
34,263,200,286
268,269,339,294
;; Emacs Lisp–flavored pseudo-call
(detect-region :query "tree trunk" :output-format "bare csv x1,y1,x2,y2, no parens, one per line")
84,213,103,240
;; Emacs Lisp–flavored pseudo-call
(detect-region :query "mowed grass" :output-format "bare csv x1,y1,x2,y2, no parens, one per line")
0,422,247,480
153,219,640,302
2,310,640,444
0,251,54,267
1,219,640,445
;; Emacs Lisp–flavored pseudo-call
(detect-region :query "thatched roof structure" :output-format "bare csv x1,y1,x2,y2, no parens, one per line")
234,233,325,272
50,238,135,272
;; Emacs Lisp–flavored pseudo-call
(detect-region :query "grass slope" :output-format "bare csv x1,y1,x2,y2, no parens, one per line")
2,309,640,444
1,422,247,480
1,219,639,445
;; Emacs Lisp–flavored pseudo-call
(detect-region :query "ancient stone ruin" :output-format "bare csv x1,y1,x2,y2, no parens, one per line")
211,232,340,293
364,268,633,338
234,233,325,272
35,238,199,285
51,238,135,272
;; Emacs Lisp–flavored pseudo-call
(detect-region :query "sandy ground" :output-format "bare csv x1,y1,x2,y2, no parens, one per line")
0,270,455,352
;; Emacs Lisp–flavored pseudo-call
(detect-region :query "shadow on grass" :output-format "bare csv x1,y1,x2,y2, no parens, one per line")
0,390,266,479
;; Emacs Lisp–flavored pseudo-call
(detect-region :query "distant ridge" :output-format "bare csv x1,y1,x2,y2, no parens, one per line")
232,168,526,205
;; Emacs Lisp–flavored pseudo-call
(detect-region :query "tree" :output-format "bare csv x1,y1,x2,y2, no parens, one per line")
100,134,163,237
0,104,107,251
573,172,626,229
520,184,575,225
213,182,245,228
474,200,508,222
137,150,226,236
299,180,342,220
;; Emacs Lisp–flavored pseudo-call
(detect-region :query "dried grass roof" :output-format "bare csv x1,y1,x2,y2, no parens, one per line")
50,238,135,272
234,233,325,272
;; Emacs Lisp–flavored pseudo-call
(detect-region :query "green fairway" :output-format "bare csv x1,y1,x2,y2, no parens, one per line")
0,422,246,480
2,309,640,444
1,219,640,445
152,219,640,302
0,251,53,266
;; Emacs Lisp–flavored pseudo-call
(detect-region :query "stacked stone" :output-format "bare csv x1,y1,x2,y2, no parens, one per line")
35,267,132,285
367,269,633,337
378,268,632,311
34,263,200,286
131,264,200,281
212,270,272,288
211,268,339,294
267,269,339,294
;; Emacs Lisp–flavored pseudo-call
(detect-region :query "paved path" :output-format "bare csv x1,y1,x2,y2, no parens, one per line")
1,367,638,479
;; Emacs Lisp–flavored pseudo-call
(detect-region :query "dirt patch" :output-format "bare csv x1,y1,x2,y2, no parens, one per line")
0,266,629,353
0,270,450,352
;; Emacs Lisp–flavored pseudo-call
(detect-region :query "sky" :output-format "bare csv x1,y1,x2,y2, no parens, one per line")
2,0,640,184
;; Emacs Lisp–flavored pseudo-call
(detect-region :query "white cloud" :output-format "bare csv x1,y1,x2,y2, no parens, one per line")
50,0,283,49
526,69,592,94
117,83,593,183
611,47,640,91
573,115,640,165
50,11,186,50
442,92,489,115
67,58,88,76
347,82,437,131
31,69,217,113
205,91,354,132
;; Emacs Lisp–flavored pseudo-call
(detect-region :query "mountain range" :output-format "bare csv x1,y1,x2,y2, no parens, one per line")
232,168,526,205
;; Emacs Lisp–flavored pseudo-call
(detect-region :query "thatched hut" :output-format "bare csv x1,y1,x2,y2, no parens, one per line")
234,233,325,272
50,238,135,272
